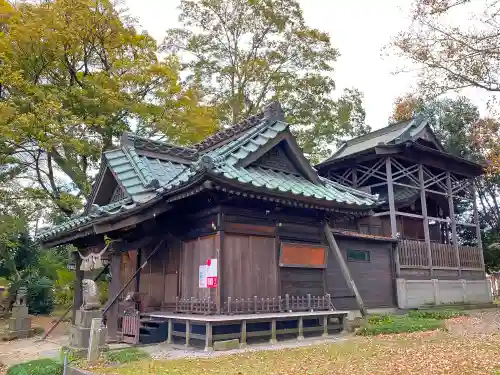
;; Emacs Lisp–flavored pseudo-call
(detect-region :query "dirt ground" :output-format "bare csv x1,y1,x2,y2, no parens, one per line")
0,315,70,369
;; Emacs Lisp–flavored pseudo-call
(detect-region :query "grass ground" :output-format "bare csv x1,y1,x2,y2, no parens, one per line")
87,311,500,375
91,330,500,375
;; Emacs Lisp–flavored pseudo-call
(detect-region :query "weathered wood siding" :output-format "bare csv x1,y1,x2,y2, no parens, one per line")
280,268,324,296
222,234,278,299
325,237,396,309
120,249,137,298
180,234,218,299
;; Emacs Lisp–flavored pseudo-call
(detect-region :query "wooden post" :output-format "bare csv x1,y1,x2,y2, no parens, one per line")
270,319,277,344
135,249,142,292
322,315,328,337
240,320,247,347
446,172,461,276
419,164,433,275
72,252,83,324
323,223,367,316
185,320,190,347
352,167,358,188
386,157,400,278
472,182,486,275
106,252,121,342
297,316,304,340
215,224,223,314
87,318,102,364
204,322,213,351
167,319,172,344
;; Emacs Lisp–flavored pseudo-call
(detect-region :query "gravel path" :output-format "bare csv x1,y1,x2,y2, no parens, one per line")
141,333,351,360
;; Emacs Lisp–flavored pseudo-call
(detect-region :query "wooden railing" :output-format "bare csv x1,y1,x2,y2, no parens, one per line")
398,239,483,269
175,294,333,315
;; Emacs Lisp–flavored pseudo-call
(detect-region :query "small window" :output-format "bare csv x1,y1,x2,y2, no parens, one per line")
359,224,369,235
371,225,382,236
347,249,370,262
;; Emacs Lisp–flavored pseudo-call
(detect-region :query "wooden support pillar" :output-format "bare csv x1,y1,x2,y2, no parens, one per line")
204,322,213,351
446,172,461,276
297,317,304,341
472,182,486,275
386,157,398,239
72,252,84,324
106,252,121,341
270,319,277,344
386,157,400,278
240,320,247,347
135,249,142,293
216,213,223,314
167,319,172,344
324,223,367,316
185,320,191,347
419,164,433,275
322,315,329,337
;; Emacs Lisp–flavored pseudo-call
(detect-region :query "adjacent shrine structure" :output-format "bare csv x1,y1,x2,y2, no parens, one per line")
316,116,491,308
37,105,492,347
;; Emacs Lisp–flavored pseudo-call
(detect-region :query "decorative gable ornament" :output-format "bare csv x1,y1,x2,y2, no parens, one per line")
78,242,112,271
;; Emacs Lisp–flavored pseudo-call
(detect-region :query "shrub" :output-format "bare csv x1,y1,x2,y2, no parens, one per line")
357,315,446,336
407,310,465,320
105,348,149,364
54,269,74,307
6,359,62,375
367,314,394,325
26,277,55,315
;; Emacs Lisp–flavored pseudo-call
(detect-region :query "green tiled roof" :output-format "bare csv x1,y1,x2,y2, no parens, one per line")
319,117,426,163
37,102,380,244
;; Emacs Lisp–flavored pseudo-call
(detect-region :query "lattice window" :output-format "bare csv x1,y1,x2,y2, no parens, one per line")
253,145,301,174
110,186,126,203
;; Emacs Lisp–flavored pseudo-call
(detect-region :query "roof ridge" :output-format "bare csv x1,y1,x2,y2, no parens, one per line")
121,146,160,189
195,101,285,152
121,132,199,161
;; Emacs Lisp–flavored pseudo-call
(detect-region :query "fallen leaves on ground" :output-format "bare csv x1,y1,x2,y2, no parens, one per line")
94,329,500,375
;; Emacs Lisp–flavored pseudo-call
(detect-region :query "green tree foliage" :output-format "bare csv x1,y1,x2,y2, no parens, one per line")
0,0,219,216
391,0,500,95
163,0,370,161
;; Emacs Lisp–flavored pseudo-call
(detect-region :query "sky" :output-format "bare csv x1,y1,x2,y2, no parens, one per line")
124,0,419,130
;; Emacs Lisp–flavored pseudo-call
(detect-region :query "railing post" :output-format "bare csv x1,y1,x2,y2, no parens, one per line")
285,294,290,311
254,296,257,313
227,297,232,315
307,294,311,311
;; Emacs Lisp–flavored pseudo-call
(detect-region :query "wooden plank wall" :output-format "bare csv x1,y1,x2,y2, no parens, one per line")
222,234,278,300
139,244,166,310
120,250,137,299
280,268,324,296
180,234,217,300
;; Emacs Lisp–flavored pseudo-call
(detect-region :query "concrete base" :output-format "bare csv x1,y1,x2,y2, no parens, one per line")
213,339,240,351
3,329,35,340
9,317,31,331
68,325,107,350
75,310,102,328
11,306,28,318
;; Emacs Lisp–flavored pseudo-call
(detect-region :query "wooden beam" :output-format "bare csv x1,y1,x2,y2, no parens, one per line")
216,212,223,314
446,171,461,276
72,253,83,324
135,249,142,293
385,157,397,239
323,223,367,317
419,164,433,275
472,183,486,275
106,252,121,342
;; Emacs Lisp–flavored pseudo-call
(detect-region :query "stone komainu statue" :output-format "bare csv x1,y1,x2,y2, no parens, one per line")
81,279,101,310
15,287,27,306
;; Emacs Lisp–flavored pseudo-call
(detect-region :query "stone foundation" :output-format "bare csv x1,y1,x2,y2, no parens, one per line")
68,309,107,352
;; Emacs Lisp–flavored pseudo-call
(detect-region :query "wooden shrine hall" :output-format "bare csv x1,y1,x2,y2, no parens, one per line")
36,103,491,348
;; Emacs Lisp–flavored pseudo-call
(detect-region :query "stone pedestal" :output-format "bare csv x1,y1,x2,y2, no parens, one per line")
6,301,33,340
68,309,107,352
